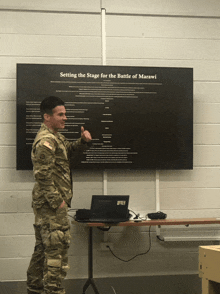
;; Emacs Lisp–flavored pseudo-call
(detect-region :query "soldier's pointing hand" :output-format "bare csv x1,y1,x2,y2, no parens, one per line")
81,126,92,142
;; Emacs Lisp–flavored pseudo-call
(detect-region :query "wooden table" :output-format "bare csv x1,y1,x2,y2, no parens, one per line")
80,218,220,294
199,245,220,294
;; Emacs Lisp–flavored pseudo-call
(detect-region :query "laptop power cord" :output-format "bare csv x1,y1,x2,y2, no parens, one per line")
106,226,152,262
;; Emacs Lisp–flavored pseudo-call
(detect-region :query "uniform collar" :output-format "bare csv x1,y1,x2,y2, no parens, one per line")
41,123,63,140
41,123,55,134
41,123,62,139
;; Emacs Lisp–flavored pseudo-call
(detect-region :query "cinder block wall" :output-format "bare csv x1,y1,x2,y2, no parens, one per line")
0,0,220,285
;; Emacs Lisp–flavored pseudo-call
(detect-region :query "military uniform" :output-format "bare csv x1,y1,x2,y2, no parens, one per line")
27,124,89,294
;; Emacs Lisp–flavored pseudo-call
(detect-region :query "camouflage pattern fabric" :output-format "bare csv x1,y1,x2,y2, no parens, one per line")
27,124,89,294
27,204,70,294
31,123,88,211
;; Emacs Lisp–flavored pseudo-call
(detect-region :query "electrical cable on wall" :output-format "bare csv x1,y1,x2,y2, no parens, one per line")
106,226,152,262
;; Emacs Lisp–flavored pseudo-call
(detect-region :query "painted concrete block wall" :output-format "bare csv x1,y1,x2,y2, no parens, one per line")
0,2,102,282
0,0,220,282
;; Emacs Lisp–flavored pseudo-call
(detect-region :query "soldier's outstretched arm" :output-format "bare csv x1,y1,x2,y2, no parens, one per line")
66,126,92,157
81,126,92,142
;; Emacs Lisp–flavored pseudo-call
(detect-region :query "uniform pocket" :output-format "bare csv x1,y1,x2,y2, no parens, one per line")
54,205,70,229
50,230,65,247
50,229,71,248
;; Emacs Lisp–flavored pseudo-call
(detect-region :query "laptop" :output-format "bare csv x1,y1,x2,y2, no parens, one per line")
89,195,130,223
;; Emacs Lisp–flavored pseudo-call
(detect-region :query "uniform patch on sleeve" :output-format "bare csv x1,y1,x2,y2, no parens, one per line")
43,141,53,150
40,154,46,160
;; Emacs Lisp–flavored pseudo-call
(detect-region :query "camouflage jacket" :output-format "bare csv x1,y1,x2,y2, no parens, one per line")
31,123,88,210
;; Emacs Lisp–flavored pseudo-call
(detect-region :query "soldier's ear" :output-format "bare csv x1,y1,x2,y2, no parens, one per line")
44,113,51,122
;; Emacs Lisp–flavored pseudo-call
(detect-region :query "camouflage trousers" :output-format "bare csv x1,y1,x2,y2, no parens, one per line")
27,204,71,294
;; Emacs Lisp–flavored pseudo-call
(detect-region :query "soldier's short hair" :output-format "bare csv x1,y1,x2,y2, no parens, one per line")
40,96,65,119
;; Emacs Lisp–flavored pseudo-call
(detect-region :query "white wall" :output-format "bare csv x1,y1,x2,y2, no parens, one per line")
0,0,220,281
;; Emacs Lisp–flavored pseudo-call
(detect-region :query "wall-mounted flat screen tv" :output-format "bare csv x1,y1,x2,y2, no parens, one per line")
17,64,193,170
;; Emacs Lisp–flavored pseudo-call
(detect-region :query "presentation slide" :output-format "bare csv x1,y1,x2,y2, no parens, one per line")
17,64,193,170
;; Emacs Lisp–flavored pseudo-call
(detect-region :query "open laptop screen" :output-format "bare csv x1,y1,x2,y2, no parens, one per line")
90,195,130,221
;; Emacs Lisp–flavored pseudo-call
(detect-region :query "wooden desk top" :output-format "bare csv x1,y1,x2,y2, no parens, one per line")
87,218,220,227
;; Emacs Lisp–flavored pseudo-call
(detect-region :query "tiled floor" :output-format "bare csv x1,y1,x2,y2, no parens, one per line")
0,275,202,294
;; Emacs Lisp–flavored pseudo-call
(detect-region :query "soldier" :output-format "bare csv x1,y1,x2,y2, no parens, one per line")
27,96,92,294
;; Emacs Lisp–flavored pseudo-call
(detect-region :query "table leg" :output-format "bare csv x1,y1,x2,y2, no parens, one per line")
82,227,100,294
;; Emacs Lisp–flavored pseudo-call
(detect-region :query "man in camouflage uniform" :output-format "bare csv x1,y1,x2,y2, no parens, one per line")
27,96,92,294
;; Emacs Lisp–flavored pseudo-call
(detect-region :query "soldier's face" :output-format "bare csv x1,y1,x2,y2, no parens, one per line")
47,105,67,132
